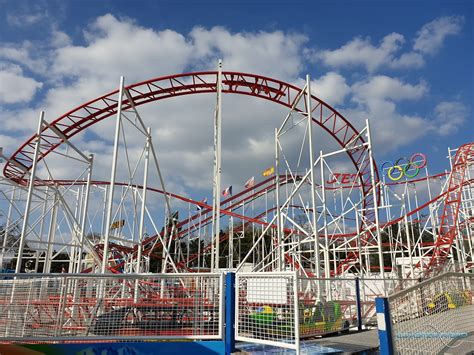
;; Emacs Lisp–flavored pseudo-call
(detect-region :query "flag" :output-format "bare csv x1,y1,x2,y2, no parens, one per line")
262,166,275,177
196,197,207,211
222,186,233,197
244,176,255,189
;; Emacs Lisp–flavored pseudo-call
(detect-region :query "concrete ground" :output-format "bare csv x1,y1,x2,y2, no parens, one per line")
236,329,379,354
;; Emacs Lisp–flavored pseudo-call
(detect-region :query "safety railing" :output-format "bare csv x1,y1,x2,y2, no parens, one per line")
359,277,417,327
387,272,474,354
0,273,224,343
235,272,299,351
234,272,414,351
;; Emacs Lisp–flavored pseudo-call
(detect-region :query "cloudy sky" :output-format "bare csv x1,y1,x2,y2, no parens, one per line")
0,0,472,202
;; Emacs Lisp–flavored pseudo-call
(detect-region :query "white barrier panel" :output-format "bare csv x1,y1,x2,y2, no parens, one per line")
0,273,224,343
235,272,299,351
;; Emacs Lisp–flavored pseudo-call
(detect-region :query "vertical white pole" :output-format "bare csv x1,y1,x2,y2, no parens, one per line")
320,151,331,298
136,128,151,274
275,127,283,270
69,188,81,273
403,194,415,278
45,190,59,273
76,154,93,273
135,129,150,302
365,118,385,278
35,186,48,272
101,76,125,274
0,187,16,269
211,60,223,271
306,76,321,278
229,215,233,269
16,111,44,273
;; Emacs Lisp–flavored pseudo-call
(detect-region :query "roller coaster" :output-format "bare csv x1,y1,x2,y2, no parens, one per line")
0,68,472,319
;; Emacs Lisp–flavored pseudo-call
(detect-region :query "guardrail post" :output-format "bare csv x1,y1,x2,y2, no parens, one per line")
225,272,236,355
375,297,394,355
355,277,362,331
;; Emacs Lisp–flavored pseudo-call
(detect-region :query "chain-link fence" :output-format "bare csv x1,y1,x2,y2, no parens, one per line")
360,278,417,327
0,273,224,343
388,272,474,354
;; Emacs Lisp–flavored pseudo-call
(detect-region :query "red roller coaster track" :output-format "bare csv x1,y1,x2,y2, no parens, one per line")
1,71,398,276
423,142,474,274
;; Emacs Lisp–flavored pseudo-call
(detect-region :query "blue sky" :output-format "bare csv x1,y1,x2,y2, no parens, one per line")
0,0,472,196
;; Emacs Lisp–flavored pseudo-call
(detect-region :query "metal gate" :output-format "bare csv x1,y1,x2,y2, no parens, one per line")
235,272,300,351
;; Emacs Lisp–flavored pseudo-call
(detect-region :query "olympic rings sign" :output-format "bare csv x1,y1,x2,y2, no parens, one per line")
381,153,427,181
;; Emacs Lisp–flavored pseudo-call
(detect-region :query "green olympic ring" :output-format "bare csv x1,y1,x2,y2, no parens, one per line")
382,153,427,181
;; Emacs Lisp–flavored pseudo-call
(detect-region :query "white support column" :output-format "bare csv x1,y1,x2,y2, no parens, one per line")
16,111,44,273
320,151,330,279
365,118,385,278
44,190,59,273
134,129,150,302
76,154,93,273
307,76,321,278
35,186,49,272
0,187,15,269
275,127,283,270
101,76,125,274
136,128,151,274
403,194,415,278
211,59,223,271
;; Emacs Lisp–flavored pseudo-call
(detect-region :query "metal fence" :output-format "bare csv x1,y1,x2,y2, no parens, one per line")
0,273,224,343
235,272,299,350
234,272,415,351
359,277,417,327
388,272,474,354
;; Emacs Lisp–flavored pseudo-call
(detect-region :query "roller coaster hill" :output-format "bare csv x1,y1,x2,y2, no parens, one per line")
0,67,472,347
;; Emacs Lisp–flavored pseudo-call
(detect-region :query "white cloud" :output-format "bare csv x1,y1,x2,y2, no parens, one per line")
346,76,430,152
390,52,425,69
53,14,194,82
431,101,468,136
310,72,350,106
0,64,43,103
190,26,307,80
352,75,428,104
316,16,464,72
316,33,424,72
7,13,43,27
0,42,48,74
414,16,464,55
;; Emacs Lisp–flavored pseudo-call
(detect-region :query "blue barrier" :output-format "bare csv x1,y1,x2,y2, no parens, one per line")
355,277,362,331
225,272,236,354
376,297,394,355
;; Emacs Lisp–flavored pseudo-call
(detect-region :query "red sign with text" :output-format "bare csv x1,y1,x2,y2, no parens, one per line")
326,173,358,185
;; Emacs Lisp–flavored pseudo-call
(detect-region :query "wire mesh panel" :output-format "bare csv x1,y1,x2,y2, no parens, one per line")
388,273,474,354
0,273,224,343
297,277,356,338
360,278,416,327
235,272,299,350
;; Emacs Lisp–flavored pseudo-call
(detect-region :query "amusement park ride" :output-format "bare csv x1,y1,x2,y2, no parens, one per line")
0,62,472,342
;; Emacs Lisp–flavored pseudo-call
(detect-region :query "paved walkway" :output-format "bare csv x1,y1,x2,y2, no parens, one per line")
236,329,379,354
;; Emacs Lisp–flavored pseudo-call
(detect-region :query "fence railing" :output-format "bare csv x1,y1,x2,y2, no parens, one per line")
0,273,224,343
234,272,415,351
235,272,299,350
387,272,474,354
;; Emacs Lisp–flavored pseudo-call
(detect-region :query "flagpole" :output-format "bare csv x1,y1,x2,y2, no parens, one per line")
211,59,223,271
